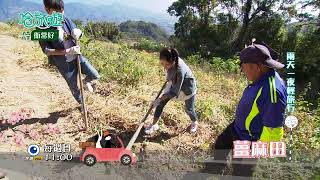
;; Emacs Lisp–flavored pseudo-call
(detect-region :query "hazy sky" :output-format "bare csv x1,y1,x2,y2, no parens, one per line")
26,0,177,14
26,0,318,15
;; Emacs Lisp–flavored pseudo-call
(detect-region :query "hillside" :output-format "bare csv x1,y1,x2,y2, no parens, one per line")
0,23,319,179
120,21,169,42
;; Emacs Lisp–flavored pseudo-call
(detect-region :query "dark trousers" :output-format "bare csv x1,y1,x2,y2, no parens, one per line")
202,122,257,177
66,56,100,103
154,95,198,122
49,55,100,104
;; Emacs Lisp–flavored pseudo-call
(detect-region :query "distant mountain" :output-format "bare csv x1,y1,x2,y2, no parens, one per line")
0,0,42,20
0,0,176,34
120,21,169,42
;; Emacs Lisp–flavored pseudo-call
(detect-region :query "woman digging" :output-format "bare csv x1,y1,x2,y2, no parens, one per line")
145,48,198,134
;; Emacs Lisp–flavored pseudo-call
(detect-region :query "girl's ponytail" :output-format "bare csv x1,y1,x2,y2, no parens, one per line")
170,48,179,64
170,48,180,83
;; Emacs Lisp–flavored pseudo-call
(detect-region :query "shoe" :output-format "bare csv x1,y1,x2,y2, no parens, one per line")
190,121,198,133
86,82,94,93
83,79,97,93
144,124,160,135
0,171,6,179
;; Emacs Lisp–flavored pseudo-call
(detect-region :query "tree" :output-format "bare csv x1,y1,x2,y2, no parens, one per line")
168,0,295,57
231,0,295,52
245,13,286,52
168,0,235,57
302,0,320,8
299,0,320,26
290,0,320,103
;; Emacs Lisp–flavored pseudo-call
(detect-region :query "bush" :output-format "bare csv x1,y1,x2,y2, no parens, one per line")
210,56,240,73
186,54,202,65
290,96,320,150
80,37,149,87
133,38,167,52
84,21,121,42
186,55,240,73
82,40,147,87
104,46,146,87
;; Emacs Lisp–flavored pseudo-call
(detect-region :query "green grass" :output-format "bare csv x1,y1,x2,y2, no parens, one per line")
79,35,246,127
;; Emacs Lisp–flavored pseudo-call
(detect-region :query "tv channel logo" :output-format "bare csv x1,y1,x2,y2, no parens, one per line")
26,144,43,161
27,144,40,156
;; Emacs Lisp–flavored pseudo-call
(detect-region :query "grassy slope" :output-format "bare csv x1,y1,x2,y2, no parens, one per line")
79,35,247,150
1,22,319,179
